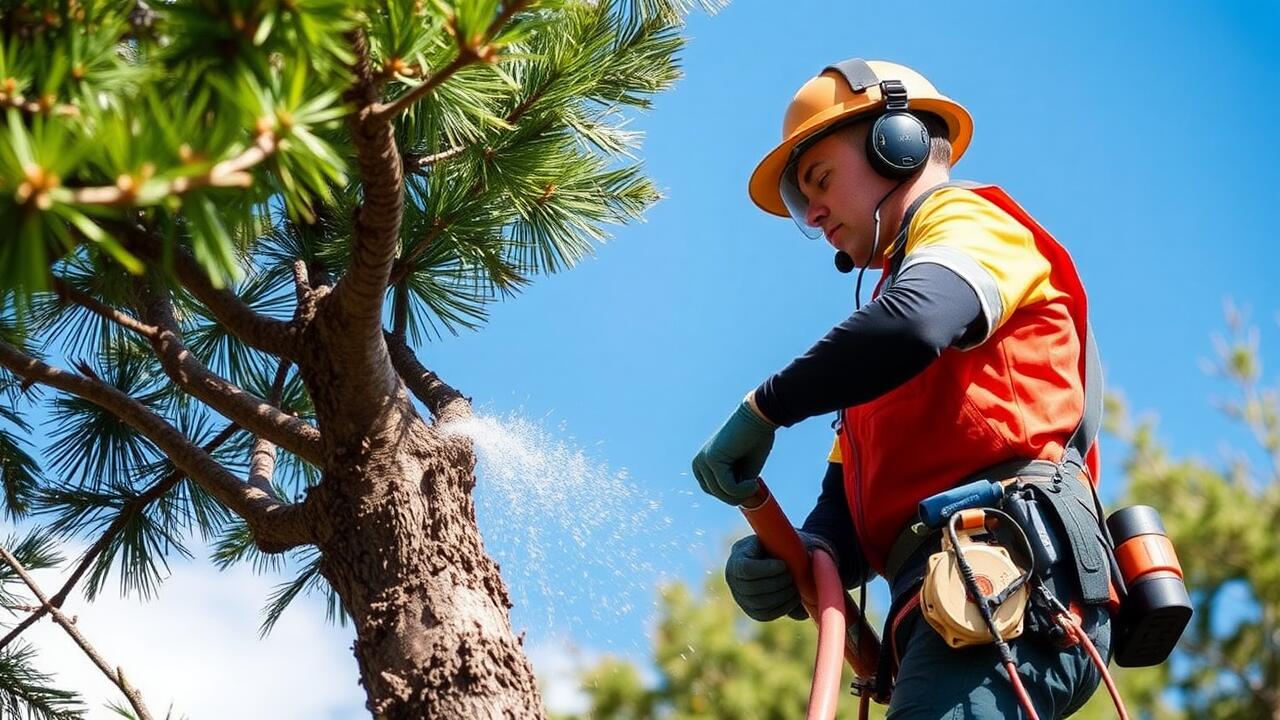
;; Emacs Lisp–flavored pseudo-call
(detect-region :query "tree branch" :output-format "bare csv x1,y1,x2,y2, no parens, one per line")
324,30,406,405
120,225,298,359
0,342,312,552
117,224,293,353
136,282,324,467
385,331,471,425
341,1,528,319
246,435,280,498
372,52,479,122
391,283,409,338
52,277,160,339
247,361,291,500
0,546,156,720
292,260,311,306
403,144,468,174
61,133,276,208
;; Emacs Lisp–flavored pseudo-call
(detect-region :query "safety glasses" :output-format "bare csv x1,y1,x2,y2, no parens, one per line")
777,115,869,240
779,157,824,239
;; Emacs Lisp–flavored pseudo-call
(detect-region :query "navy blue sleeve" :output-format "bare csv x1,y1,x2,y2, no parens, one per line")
754,262,984,428
801,461,869,587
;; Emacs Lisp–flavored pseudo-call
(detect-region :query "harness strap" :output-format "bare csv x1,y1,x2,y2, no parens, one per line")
890,594,922,668
1066,322,1103,472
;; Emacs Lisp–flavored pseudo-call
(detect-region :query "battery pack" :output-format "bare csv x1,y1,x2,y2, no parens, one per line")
1106,505,1193,667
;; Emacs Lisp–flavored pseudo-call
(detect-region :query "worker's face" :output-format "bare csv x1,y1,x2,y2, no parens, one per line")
793,122,895,266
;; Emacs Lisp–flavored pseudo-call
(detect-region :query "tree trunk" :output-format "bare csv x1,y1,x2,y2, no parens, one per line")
299,315,543,718
306,421,543,718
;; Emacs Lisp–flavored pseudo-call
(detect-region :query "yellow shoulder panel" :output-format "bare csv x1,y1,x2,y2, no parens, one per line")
901,187,1064,338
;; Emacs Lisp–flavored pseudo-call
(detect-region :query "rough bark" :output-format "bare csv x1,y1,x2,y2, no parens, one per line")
295,302,543,718
307,425,542,718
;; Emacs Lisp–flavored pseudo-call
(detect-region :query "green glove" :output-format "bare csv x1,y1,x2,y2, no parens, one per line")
691,398,776,505
724,532,839,622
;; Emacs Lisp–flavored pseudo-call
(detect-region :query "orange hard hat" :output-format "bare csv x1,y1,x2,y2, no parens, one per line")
748,60,973,217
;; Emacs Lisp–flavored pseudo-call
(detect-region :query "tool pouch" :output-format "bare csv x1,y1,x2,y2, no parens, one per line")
1017,467,1112,606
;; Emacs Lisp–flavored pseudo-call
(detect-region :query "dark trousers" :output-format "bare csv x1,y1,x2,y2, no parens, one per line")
886,604,1110,719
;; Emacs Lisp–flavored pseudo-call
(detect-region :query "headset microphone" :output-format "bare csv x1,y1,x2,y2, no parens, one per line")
834,251,855,274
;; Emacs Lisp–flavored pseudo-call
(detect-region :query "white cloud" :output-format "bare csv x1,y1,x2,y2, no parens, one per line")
525,637,594,716
17,543,367,720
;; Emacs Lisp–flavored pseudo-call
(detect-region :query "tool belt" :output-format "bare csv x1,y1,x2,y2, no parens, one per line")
871,458,1116,699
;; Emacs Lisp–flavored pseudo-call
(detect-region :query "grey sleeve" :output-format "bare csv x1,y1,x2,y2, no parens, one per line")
754,262,986,427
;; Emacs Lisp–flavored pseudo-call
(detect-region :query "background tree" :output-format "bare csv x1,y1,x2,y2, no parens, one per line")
564,311,1279,720
0,0,721,717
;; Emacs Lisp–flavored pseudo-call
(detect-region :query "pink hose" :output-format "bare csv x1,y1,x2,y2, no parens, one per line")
808,546,847,720
740,480,883,719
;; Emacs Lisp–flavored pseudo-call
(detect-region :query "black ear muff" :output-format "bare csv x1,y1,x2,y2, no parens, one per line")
866,80,930,179
868,111,929,178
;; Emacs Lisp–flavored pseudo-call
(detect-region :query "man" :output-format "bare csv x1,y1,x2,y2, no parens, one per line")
691,59,1113,718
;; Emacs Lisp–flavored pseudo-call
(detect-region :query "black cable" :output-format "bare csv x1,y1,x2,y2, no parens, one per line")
855,179,909,309
982,508,1037,605
945,510,1045,719
943,510,1041,657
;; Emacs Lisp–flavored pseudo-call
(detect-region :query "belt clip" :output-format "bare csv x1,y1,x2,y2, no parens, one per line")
1048,463,1068,492
1055,456,1086,487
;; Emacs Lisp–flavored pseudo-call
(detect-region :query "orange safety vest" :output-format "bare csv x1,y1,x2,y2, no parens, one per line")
838,183,1101,575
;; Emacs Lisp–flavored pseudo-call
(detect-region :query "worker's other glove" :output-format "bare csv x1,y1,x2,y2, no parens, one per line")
724,532,840,622
691,398,776,505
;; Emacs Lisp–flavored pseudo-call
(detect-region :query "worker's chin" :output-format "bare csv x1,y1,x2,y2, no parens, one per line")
843,242,872,268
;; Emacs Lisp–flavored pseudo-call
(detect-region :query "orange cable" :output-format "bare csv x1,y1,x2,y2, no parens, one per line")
1003,660,1042,720
1062,615,1130,720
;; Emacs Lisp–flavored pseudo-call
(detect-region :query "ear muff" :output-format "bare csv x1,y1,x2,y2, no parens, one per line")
823,61,931,180
866,83,930,178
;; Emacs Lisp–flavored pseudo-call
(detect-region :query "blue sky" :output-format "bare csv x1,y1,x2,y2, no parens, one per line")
12,2,1280,716
429,0,1280,671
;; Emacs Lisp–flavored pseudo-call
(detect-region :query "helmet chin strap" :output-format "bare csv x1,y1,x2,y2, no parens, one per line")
854,179,909,309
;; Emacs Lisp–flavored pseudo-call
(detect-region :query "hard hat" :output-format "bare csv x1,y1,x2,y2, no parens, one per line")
748,60,973,218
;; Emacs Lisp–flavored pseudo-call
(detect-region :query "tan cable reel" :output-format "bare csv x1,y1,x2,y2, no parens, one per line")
920,510,1029,648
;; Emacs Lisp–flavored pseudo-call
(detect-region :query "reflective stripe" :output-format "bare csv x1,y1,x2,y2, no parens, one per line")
899,245,1004,348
